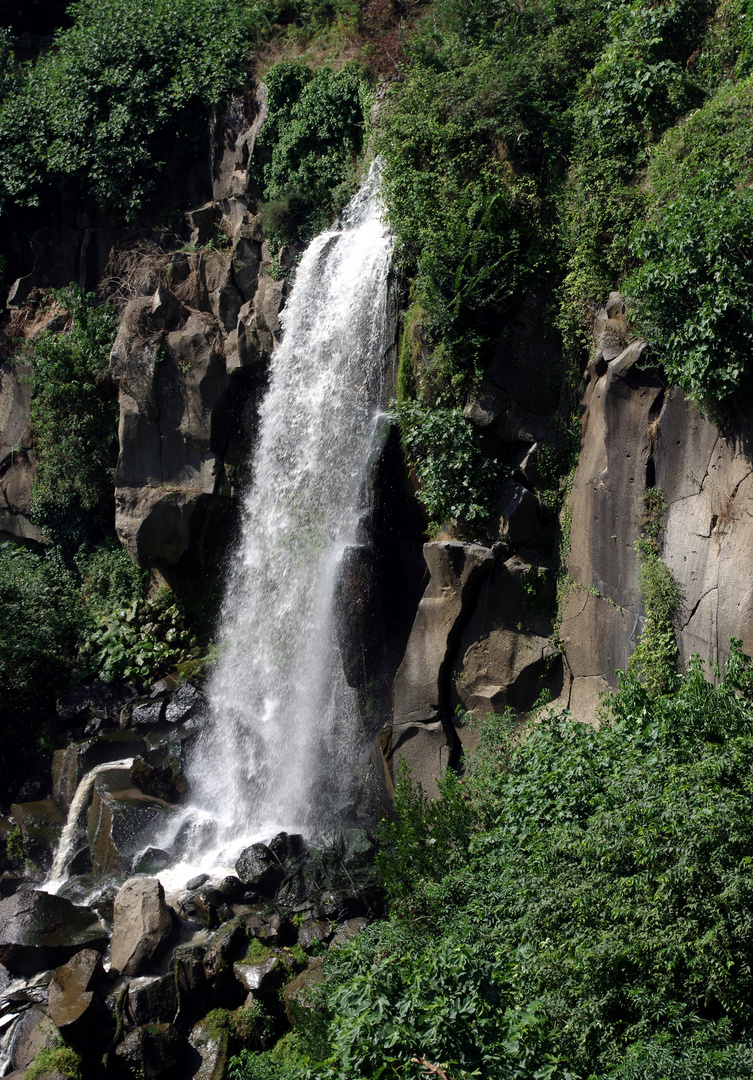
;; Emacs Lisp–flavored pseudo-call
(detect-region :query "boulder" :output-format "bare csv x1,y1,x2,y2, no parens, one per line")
233,954,278,994
297,921,330,952
7,1006,58,1071
283,958,325,1025
331,917,368,948
127,973,178,1026
47,948,108,1047
0,889,108,975
173,945,210,1026
86,765,173,879
202,918,248,993
187,1017,229,1080
131,700,166,728
110,877,175,977
114,1022,181,1080
165,682,206,725
129,758,175,802
235,844,283,895
9,800,64,870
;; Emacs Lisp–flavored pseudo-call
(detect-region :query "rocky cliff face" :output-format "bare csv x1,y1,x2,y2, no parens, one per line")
386,294,753,788
2,100,752,802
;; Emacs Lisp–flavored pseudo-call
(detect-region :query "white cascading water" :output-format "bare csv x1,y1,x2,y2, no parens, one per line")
169,162,392,874
45,759,134,893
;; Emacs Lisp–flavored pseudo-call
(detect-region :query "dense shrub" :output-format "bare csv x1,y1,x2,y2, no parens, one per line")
0,0,263,217
233,643,753,1078
255,62,370,245
392,399,501,530
0,542,80,786
626,170,753,403
25,286,118,552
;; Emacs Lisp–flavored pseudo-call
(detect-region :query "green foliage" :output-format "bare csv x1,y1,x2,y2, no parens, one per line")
375,761,473,907
0,0,260,217
629,488,682,695
77,584,199,687
0,541,80,785
626,164,753,404
25,1038,82,1080
255,62,370,245
25,286,118,551
558,0,710,361
392,399,501,530
269,643,753,1079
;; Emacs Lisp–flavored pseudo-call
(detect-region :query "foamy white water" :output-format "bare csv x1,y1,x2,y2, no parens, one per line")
176,163,392,871
45,758,134,893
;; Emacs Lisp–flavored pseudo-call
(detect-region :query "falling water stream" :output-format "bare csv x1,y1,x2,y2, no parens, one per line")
163,162,393,879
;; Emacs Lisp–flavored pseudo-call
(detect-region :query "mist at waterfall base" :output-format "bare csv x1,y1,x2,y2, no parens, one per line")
160,164,393,886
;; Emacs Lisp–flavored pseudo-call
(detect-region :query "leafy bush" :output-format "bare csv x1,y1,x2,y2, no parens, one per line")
0,542,80,788
239,642,753,1079
392,399,501,531
25,286,118,551
255,62,370,245
629,487,683,695
0,0,262,218
626,169,753,403
77,585,200,687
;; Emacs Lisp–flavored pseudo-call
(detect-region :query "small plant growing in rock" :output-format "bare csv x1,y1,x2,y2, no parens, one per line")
629,487,683,695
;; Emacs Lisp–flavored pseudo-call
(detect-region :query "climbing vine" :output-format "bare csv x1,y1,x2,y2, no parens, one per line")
629,486,683,695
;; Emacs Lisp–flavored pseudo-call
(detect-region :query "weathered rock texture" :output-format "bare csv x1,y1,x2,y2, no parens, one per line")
557,335,753,721
0,362,42,541
110,876,175,976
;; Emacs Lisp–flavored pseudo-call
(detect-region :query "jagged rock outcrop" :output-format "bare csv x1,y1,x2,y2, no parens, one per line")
0,889,108,975
110,877,175,976
557,314,753,721
0,362,42,541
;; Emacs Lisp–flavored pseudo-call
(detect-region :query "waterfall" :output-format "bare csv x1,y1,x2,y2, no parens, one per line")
180,162,393,869
45,759,134,893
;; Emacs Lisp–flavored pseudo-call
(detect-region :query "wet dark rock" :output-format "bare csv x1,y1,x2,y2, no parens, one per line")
267,832,305,862
47,948,109,1048
297,920,331,952
9,799,64,871
132,847,173,875
131,700,167,728
202,918,248,997
260,912,296,947
86,765,173,879
187,1017,229,1080
235,843,283,896
0,873,24,899
111,877,176,977
233,954,278,994
283,958,325,1025
331,917,368,947
216,876,244,903
8,1005,58,1071
165,682,206,725
340,828,375,871
173,945,209,1027
181,888,225,928
114,1021,181,1080
127,972,178,1026
186,874,210,891
56,683,135,726
129,757,175,802
0,889,108,976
